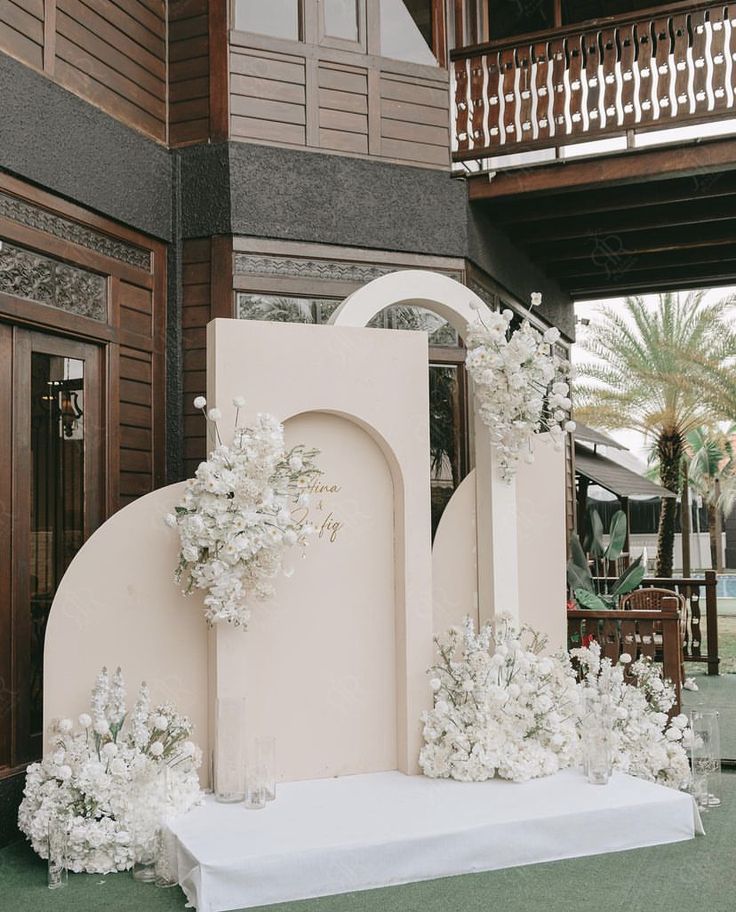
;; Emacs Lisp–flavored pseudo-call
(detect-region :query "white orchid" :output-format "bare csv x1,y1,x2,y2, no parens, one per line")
170,405,321,627
465,294,574,481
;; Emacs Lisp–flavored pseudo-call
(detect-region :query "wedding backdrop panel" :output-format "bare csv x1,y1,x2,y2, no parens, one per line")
43,484,209,758
207,319,434,777
228,411,399,780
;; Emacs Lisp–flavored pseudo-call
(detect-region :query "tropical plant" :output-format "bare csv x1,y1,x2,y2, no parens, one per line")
575,291,735,577
687,425,736,572
566,508,646,610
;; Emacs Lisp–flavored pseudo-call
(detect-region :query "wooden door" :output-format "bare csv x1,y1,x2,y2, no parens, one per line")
0,326,104,772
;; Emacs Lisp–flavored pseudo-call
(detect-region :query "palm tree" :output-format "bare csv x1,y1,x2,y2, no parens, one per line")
575,291,735,577
687,425,736,572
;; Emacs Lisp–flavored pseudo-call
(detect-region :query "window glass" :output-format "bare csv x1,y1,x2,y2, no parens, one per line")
237,294,335,323
324,0,359,41
380,0,436,65
234,0,300,40
562,0,671,24
489,0,554,40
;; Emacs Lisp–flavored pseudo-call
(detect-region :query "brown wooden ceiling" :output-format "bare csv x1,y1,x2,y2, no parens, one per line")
467,137,736,300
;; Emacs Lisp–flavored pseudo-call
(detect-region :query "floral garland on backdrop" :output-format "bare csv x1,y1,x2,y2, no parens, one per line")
420,618,691,788
167,397,321,627
465,292,575,481
18,667,203,874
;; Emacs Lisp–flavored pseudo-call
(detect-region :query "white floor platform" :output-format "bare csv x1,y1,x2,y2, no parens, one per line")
166,769,703,912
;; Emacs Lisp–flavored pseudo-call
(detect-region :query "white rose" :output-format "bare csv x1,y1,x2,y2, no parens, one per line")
94,720,110,736
101,742,118,759
193,396,207,410
78,713,92,728
530,292,542,307
232,396,246,408
58,718,73,734
619,653,632,664
430,678,442,692
153,715,169,731
207,408,222,421
150,742,164,758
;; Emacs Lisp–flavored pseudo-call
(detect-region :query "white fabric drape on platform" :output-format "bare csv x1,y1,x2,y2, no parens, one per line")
166,770,703,912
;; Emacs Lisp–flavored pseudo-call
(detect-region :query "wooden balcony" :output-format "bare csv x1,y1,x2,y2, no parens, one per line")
451,2,736,164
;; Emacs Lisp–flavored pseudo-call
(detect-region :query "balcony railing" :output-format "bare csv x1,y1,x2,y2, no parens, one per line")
451,2,736,163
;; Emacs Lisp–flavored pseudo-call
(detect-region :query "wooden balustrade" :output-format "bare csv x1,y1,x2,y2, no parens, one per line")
451,2,736,161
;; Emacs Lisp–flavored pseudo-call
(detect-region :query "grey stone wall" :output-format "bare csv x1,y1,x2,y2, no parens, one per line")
0,54,171,241
179,141,575,339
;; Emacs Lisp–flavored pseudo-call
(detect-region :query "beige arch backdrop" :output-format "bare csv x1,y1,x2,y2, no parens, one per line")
330,269,567,646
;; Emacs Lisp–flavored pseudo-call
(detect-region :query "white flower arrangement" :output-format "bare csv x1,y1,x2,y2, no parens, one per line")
167,397,321,627
572,641,691,789
420,619,692,789
465,293,575,481
18,667,203,874
420,616,580,782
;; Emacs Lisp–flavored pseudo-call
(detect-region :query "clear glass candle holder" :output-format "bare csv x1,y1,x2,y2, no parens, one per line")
690,709,721,810
215,697,247,803
47,820,68,890
254,737,276,802
584,731,612,785
244,765,268,810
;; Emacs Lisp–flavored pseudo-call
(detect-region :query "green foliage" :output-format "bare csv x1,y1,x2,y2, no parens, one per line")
567,509,645,609
574,291,736,576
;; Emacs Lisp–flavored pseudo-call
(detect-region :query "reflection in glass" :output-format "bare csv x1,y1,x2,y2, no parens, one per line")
234,0,300,39
237,294,338,324
429,364,465,537
324,0,359,41
380,0,436,65
30,354,85,743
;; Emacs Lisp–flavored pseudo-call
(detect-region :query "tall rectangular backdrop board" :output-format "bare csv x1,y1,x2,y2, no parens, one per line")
206,319,435,780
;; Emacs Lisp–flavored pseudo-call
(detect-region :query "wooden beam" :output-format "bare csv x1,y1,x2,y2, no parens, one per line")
208,0,229,141
510,195,736,243
550,245,736,279
492,174,736,225
467,137,736,200
528,222,736,263
43,0,56,74
568,268,736,298
432,0,447,68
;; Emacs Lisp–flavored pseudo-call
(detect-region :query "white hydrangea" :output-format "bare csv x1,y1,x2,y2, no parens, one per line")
18,668,203,874
465,295,574,482
572,641,691,789
421,621,691,790
169,407,321,627
420,616,580,782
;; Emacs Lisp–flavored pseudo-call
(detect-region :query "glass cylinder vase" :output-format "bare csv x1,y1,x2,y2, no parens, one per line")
215,697,247,803
254,737,276,802
690,709,721,810
47,820,68,890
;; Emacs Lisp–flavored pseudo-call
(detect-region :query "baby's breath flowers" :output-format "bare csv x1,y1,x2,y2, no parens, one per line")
167,397,321,627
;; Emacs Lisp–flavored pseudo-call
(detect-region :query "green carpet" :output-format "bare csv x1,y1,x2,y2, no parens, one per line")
1,773,734,912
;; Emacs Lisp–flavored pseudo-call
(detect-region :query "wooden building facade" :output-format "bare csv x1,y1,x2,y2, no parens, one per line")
3,0,735,842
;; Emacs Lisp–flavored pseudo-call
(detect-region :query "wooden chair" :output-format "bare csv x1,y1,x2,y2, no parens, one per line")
619,587,687,690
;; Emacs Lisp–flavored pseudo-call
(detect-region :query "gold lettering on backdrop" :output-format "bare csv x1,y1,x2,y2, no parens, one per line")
292,479,345,544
